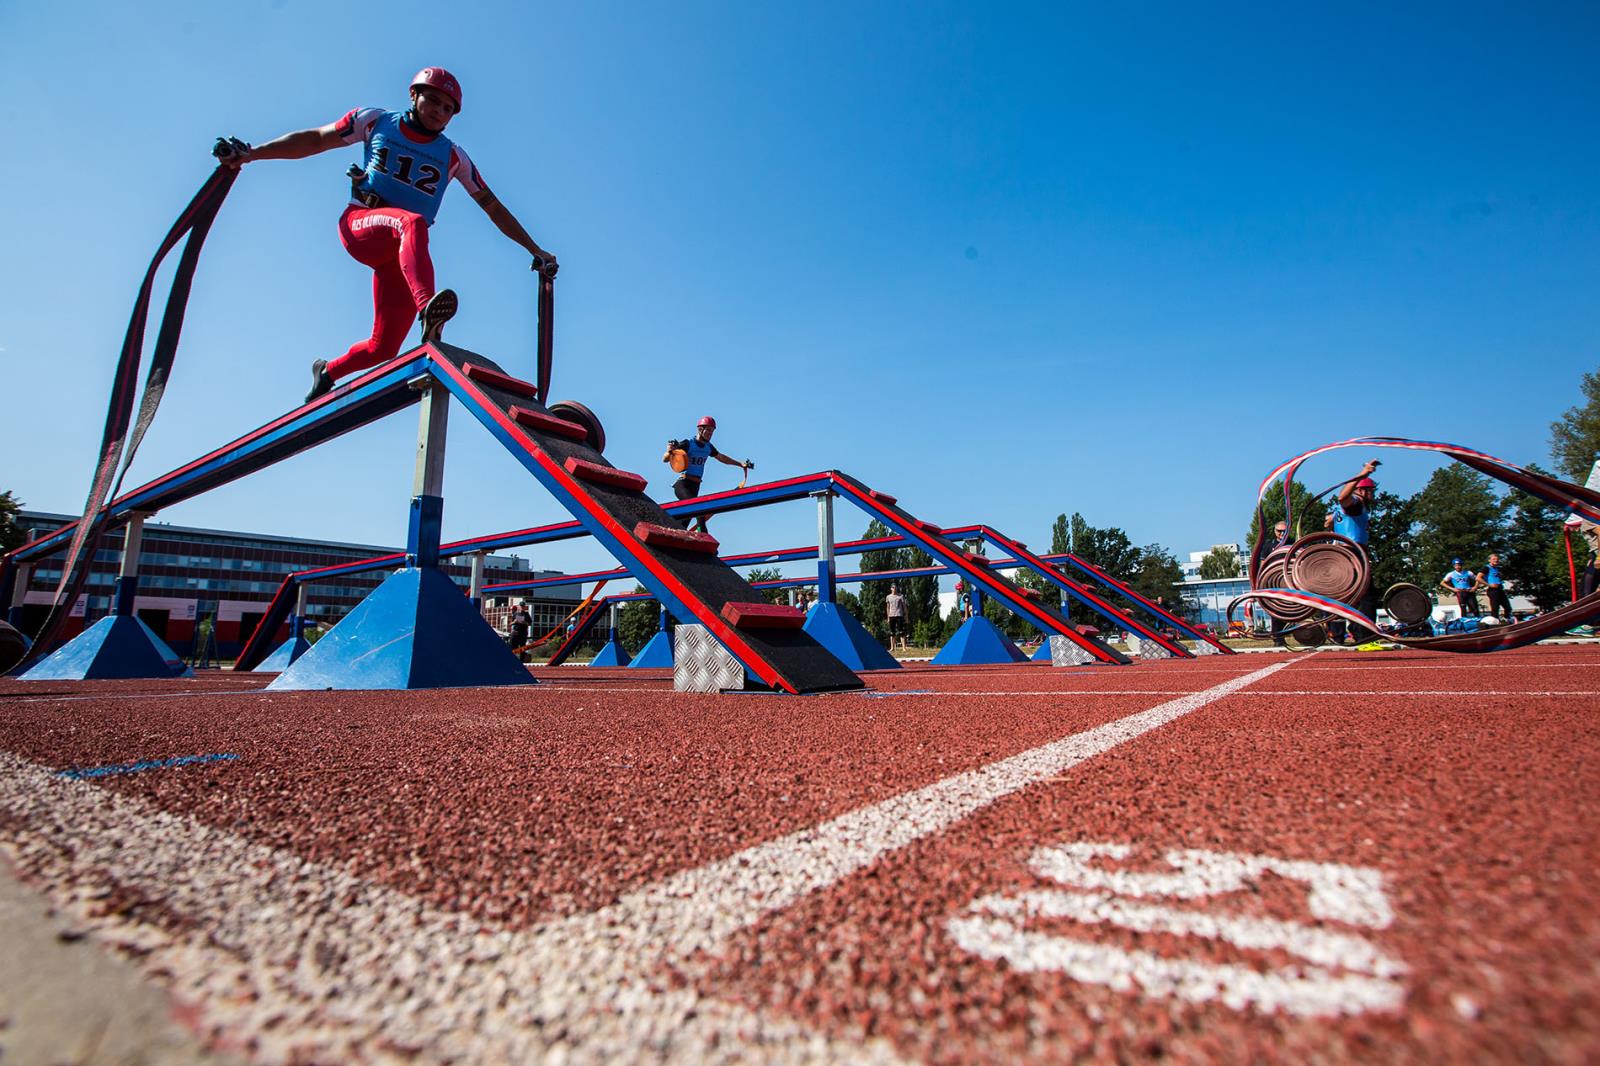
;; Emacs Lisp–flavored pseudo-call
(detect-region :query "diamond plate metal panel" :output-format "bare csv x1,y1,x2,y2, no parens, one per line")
1126,634,1174,660
1190,638,1223,656
673,624,744,692
1048,635,1097,667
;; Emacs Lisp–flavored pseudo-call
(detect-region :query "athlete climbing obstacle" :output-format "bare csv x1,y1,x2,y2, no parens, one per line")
663,417,753,533
219,67,559,402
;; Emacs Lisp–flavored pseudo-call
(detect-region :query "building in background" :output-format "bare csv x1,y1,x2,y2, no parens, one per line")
14,511,579,658
1179,542,1248,627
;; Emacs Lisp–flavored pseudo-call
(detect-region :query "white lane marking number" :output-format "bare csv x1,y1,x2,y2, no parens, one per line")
947,840,1406,1017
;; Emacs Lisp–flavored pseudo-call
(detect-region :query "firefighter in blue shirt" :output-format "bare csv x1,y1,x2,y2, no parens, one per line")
1477,553,1512,622
663,417,752,533
1439,559,1480,617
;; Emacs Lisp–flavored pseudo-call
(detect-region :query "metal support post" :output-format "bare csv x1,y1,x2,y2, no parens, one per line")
658,605,669,632
813,490,836,604
113,512,150,616
970,584,985,617
292,584,310,641
5,561,28,628
408,379,449,569
468,551,487,608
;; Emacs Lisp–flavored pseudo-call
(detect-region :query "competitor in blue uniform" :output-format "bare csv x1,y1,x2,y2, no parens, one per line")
662,416,753,533
1325,459,1380,643
1477,553,1512,621
220,68,558,402
1439,559,1480,617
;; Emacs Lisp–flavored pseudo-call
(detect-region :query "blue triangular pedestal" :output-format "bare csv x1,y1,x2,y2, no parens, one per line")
19,615,193,681
628,629,674,668
269,567,534,690
1030,640,1052,661
803,602,900,671
931,615,1027,665
590,634,632,667
254,633,311,672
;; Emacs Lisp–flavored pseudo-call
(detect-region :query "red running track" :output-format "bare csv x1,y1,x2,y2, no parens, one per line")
0,644,1596,1062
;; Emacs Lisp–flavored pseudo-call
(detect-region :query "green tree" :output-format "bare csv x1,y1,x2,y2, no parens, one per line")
1410,466,1507,588
1197,546,1240,580
1502,466,1570,610
901,546,941,636
744,566,789,605
0,490,25,555
1550,366,1600,483
1132,544,1189,618
854,520,897,644
1057,513,1141,627
1365,490,1419,593
1050,514,1071,555
1245,479,1327,554
617,585,660,654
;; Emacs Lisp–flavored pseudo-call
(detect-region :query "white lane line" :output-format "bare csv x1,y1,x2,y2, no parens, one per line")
0,657,1296,1063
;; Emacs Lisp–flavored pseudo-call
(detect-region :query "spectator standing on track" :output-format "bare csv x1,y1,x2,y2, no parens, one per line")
1267,520,1293,647
885,584,908,650
1439,559,1480,618
221,67,559,403
662,417,753,534
1326,460,1380,644
508,603,531,663
1477,553,1513,622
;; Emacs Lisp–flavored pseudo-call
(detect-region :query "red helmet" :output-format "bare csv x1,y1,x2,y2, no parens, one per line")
697,416,717,429
410,67,462,112
1356,477,1377,489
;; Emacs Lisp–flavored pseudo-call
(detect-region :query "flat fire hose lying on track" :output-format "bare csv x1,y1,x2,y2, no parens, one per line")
7,140,247,673
1235,436,1600,654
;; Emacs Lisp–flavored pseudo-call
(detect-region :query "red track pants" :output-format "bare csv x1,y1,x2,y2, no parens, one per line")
327,205,436,381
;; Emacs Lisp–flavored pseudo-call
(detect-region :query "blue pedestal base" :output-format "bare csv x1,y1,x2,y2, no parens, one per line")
590,634,632,667
268,567,534,690
18,615,193,681
803,602,900,671
1030,639,1052,661
255,633,311,672
931,615,1027,665
629,629,674,668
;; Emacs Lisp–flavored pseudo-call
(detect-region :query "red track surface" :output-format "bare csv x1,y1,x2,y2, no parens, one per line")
1,645,1596,1062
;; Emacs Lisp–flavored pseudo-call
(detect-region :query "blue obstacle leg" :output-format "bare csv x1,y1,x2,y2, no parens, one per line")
931,614,1028,665
268,566,534,691
629,628,674,668
590,633,632,667
802,602,901,671
18,614,193,681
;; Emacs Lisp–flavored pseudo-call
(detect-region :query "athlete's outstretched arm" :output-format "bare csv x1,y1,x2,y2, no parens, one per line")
471,190,557,270
223,124,346,168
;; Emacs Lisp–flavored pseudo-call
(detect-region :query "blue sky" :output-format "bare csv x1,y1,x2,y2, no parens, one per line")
3,2,1596,579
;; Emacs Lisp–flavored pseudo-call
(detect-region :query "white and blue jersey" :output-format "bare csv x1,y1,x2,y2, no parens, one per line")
680,439,719,480
1444,569,1475,590
1483,563,1503,586
334,108,488,224
1331,499,1370,545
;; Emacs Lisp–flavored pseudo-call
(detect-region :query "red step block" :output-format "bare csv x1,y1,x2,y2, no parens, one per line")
911,519,943,535
462,362,538,399
633,522,720,554
867,489,898,506
564,457,647,492
510,406,588,441
721,601,806,630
